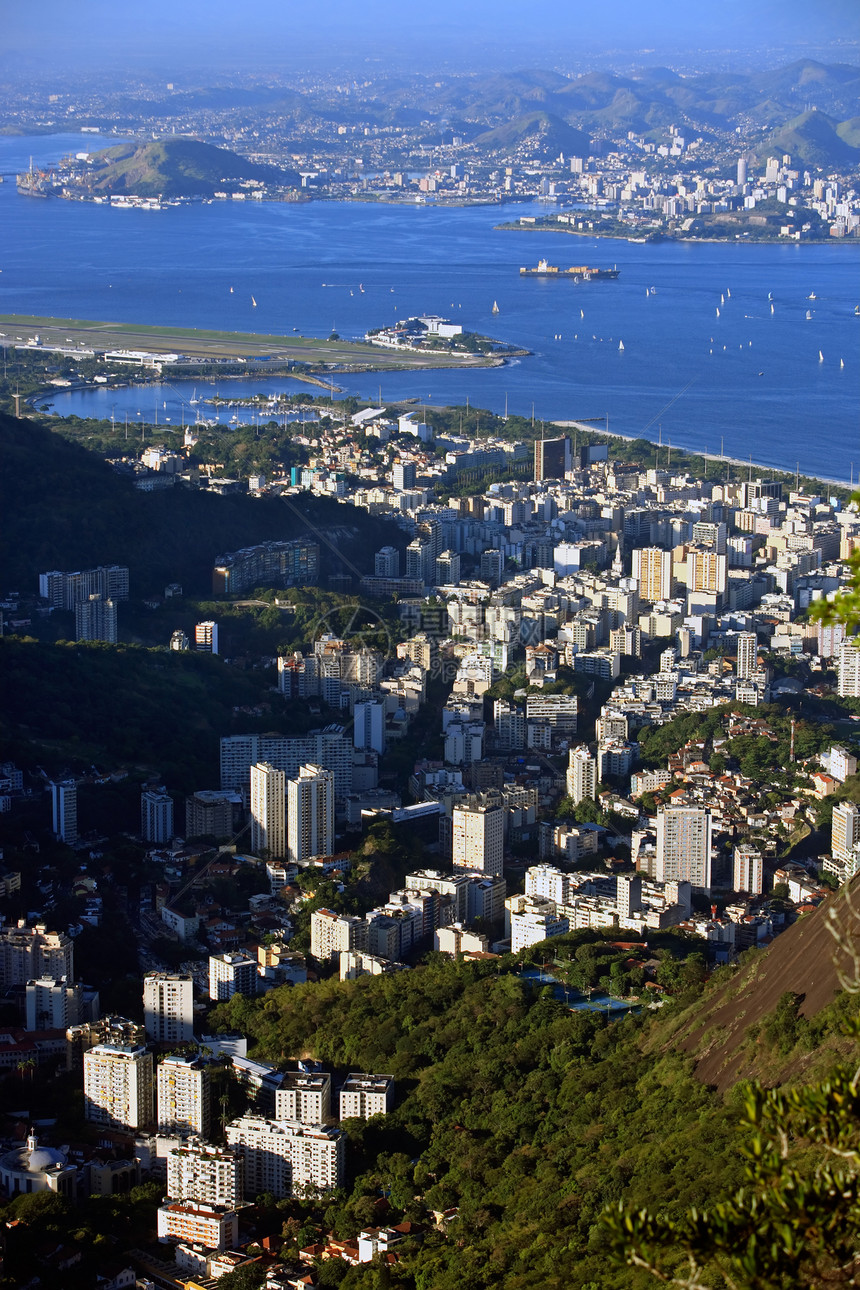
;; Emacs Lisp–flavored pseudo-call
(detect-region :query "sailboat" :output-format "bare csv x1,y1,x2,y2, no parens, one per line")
768,292,773,301
720,294,725,305
840,358,845,369
251,296,257,307
359,283,365,293
618,340,625,352
229,286,234,293
770,304,775,315
806,310,813,320
819,350,824,363
727,288,731,298
492,300,500,314
189,387,199,405
580,309,584,319
716,307,720,318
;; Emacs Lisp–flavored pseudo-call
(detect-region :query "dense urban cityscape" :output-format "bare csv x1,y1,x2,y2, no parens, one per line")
0,3,859,1288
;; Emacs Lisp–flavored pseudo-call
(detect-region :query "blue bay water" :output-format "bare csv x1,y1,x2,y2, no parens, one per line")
2,134,858,480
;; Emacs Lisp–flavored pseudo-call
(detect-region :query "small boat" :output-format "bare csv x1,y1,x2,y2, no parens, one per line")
229,286,233,293
618,340,625,351
580,309,584,319
840,358,845,369
189,388,199,405
251,296,257,307
359,283,365,293
768,292,774,301
819,351,824,362
726,288,731,298
650,286,656,295
492,300,500,314
808,292,817,300
720,294,725,305
770,304,775,315
806,310,813,320
716,308,720,318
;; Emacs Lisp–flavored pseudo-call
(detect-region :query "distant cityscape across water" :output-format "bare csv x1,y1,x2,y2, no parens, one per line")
2,134,857,482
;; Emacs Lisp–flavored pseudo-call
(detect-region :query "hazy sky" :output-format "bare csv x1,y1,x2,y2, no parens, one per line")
4,0,858,74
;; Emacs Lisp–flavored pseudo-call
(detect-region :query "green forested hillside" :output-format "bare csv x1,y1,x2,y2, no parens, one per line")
0,412,397,595
210,933,859,1290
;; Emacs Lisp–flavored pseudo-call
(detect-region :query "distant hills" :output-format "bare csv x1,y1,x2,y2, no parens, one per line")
473,111,590,158
756,108,860,168
84,137,300,198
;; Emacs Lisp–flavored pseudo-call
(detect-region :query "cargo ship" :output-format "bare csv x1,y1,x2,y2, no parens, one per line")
520,259,619,280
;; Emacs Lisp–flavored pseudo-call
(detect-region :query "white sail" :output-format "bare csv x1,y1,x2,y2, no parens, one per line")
618,340,624,351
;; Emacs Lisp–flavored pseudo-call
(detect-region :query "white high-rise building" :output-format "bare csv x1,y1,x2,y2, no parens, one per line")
157,1056,210,1138
225,1115,345,1199
288,764,334,864
51,780,78,845
275,1071,332,1125
83,1044,154,1130
250,762,286,859
632,548,673,603
733,845,763,895
195,621,219,654
832,802,860,861
353,702,386,755
655,807,713,890
141,789,174,844
310,909,366,963
452,796,504,877
76,593,117,643
208,952,257,1002
144,973,194,1044
166,1141,245,1208
566,746,597,804
25,977,89,1031
735,633,758,680
838,643,860,698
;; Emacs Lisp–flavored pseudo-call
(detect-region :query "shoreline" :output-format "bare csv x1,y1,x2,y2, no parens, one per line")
494,223,853,248
553,419,853,488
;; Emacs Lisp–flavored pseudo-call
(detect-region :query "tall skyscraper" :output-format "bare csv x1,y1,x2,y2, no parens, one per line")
452,795,504,877
157,1055,210,1137
735,632,758,680
655,807,713,890
250,762,287,858
141,789,174,843
83,1044,154,1130
143,973,194,1044
0,924,74,989
288,764,334,864
632,547,673,603
353,701,386,756
75,593,117,643
51,780,78,844
566,746,598,804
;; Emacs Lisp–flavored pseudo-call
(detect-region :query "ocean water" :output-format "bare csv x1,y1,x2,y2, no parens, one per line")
2,134,858,480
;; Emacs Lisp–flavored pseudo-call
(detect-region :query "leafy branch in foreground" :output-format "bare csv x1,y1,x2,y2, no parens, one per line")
602,882,860,1290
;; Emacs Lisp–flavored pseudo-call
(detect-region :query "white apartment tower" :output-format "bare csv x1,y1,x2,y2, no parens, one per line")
655,807,713,890
275,1071,333,1125
632,547,673,603
83,1044,154,1130
452,796,504,877
51,780,78,845
225,1115,345,1199
166,1141,245,1208
141,789,174,844
288,764,334,864
735,633,758,680
144,973,194,1044
838,643,860,699
208,952,257,1002
832,802,860,861
250,762,287,859
339,1073,394,1120
567,746,598,804
0,923,74,989
195,621,219,654
310,908,366,963
157,1056,210,1138
733,845,763,896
